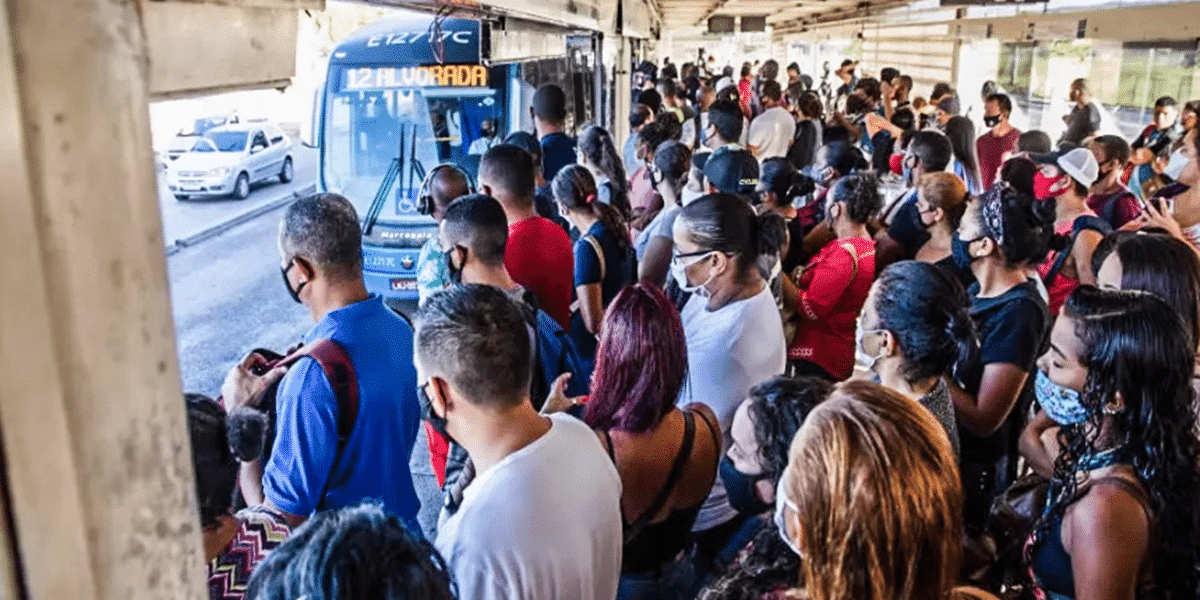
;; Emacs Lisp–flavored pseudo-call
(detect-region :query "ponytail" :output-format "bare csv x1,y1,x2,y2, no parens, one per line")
945,306,979,389
594,201,633,253
581,126,631,219
756,211,787,259
553,164,632,253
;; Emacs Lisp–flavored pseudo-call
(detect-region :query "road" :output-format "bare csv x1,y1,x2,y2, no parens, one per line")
157,146,319,246
164,178,440,537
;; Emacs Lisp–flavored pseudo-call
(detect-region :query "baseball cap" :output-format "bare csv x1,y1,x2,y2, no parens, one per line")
703,146,759,195
1030,147,1098,188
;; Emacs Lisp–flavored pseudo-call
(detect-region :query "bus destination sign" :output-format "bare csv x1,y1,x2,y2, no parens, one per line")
343,65,489,90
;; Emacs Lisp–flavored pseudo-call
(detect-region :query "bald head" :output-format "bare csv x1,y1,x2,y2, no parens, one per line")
430,166,471,220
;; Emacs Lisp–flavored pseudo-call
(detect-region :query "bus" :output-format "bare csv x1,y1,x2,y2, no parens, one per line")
316,12,599,306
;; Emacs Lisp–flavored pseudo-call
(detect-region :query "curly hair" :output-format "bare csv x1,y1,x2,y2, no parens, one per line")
1035,287,1200,600
828,172,883,224
747,376,834,483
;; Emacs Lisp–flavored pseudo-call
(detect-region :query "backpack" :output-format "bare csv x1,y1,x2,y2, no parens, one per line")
787,120,818,171
1043,215,1111,286
519,290,592,410
224,339,359,510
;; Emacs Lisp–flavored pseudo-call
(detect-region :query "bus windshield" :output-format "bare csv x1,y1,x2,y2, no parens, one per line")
322,65,506,226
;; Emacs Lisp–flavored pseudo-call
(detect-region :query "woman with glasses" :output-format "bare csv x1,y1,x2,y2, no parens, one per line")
670,192,787,578
784,172,882,382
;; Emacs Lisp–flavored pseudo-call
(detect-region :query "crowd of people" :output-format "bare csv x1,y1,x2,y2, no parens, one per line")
189,56,1200,600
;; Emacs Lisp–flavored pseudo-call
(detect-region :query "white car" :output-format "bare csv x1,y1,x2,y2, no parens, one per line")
168,123,293,200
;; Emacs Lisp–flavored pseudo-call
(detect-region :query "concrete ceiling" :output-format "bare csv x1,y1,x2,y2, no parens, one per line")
659,0,914,34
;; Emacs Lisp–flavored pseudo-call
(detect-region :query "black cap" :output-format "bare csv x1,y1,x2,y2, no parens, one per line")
692,150,712,172
703,146,759,195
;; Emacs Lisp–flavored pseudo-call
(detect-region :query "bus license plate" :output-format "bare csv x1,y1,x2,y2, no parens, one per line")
391,279,417,291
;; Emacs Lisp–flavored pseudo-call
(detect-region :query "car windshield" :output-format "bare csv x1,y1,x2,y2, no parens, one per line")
322,70,504,226
190,138,218,153
204,131,248,152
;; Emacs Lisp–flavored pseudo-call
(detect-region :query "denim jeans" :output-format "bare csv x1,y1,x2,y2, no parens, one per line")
617,552,697,600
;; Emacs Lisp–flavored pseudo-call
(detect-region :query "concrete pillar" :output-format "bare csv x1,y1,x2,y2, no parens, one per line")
614,35,633,151
0,1,205,599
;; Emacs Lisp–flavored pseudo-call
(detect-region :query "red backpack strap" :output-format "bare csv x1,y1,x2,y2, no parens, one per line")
279,340,360,445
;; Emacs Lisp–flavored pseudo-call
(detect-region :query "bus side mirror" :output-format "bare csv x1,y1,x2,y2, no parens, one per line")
299,84,321,148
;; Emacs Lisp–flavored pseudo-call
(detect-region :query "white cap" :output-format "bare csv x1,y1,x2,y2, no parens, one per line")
1057,147,1099,188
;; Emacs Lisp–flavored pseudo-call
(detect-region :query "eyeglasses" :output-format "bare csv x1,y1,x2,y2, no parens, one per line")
672,249,715,267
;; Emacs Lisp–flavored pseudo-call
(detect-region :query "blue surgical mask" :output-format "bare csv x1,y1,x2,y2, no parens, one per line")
773,466,801,555
1034,370,1088,426
854,320,885,372
951,232,983,275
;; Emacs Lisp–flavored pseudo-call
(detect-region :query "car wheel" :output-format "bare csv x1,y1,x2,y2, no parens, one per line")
233,172,250,200
279,156,294,183
174,194,189,201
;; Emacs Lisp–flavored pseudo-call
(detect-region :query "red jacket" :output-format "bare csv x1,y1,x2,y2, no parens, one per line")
788,237,876,380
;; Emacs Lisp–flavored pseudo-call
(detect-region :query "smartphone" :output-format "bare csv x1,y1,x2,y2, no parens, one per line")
1147,196,1175,214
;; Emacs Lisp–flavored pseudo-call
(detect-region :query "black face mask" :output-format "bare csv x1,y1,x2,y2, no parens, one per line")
983,115,1001,128
886,199,932,254
281,260,307,304
443,246,465,284
481,127,495,138
719,456,773,516
418,382,455,445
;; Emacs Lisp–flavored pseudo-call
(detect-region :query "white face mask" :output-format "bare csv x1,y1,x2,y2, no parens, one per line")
854,319,886,372
1165,149,1189,181
671,251,717,297
774,465,802,555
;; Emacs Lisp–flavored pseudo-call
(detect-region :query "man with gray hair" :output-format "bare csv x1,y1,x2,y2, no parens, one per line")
416,284,621,600
222,193,423,533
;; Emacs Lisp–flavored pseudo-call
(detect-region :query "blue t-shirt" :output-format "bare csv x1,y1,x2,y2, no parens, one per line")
541,132,577,182
264,295,422,533
570,221,635,359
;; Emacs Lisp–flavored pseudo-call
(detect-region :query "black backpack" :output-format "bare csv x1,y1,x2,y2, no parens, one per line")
223,339,359,511
1043,215,1111,285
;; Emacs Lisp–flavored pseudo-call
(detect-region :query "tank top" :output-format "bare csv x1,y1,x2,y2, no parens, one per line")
1028,471,1154,600
602,409,721,573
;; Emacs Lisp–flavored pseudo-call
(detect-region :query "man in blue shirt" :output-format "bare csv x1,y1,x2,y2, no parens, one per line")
533,84,576,182
222,193,422,532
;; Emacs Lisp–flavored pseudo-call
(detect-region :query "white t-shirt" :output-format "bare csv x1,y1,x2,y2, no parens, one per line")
678,286,786,530
748,106,797,161
435,414,623,600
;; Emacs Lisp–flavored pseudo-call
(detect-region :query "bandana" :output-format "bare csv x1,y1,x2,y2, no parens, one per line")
979,185,1006,246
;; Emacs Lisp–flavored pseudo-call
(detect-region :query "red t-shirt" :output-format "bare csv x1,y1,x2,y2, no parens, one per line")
976,128,1021,191
506,216,574,328
788,236,877,380
1087,186,1142,229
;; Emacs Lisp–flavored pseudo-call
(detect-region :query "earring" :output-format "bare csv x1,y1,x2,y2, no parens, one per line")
1103,403,1121,416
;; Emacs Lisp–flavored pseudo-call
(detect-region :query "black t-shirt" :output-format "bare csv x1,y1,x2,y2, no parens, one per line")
782,216,807,275
959,279,1049,463
1059,103,1100,148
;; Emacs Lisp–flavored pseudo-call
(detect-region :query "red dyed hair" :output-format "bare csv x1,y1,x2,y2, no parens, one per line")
584,283,688,433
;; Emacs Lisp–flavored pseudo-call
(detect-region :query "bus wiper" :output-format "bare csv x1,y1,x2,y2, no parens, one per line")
363,123,406,236
360,123,412,235
362,157,399,237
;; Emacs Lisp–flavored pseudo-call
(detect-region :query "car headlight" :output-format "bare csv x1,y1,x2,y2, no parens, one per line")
207,166,231,177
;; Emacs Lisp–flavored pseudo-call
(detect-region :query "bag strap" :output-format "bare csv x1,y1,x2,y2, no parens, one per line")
624,411,697,544
583,234,606,281
274,339,359,509
1043,216,1110,286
